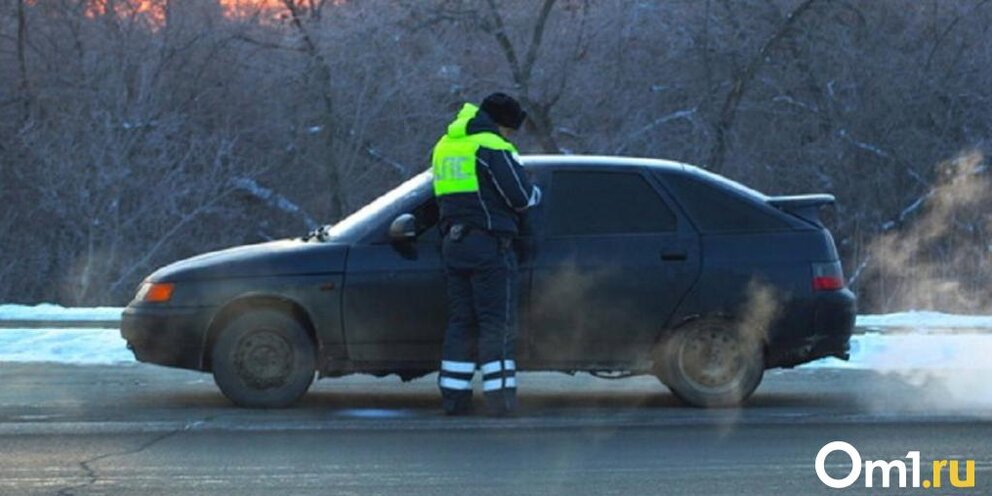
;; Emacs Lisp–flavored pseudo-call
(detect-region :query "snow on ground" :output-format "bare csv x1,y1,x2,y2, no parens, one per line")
4,305,992,330
804,333,992,370
0,304,123,321
857,310,992,329
0,328,133,364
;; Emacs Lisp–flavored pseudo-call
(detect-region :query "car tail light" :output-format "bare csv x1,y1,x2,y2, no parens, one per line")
812,262,845,291
136,282,175,303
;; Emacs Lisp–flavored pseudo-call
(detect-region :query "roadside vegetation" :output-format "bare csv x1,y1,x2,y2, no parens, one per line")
1,0,990,312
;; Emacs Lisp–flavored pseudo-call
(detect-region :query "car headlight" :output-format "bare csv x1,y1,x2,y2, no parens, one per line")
135,282,175,303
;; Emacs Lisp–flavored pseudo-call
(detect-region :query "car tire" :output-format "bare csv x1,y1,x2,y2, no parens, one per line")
656,318,764,408
211,309,316,408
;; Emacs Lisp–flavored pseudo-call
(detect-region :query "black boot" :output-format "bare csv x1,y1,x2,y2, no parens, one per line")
442,391,474,416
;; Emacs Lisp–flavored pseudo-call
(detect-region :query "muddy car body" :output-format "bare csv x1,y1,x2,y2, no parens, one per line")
122,155,856,408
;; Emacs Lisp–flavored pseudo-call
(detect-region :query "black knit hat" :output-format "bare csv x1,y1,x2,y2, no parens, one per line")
480,92,527,130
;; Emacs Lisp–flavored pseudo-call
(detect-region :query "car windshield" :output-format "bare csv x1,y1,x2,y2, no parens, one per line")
324,170,432,241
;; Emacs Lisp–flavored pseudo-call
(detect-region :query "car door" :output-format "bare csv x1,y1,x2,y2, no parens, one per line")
342,197,448,363
342,193,535,364
527,167,701,364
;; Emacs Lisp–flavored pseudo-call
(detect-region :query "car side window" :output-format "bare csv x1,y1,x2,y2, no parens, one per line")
660,172,790,232
548,170,676,236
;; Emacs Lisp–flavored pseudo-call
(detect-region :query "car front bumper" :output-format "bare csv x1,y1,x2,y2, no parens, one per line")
120,304,214,371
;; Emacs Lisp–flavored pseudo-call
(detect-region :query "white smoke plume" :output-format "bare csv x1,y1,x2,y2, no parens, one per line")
855,150,992,414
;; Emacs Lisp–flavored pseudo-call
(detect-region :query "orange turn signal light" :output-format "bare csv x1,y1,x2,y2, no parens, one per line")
142,282,175,303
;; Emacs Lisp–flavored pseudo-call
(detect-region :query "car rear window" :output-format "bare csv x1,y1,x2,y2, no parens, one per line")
660,172,790,232
549,170,676,236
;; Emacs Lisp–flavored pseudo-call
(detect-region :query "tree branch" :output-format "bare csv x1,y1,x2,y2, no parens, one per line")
16,0,32,121
923,0,992,71
232,33,304,53
614,108,698,154
107,188,236,296
230,176,319,230
364,144,410,177
520,0,557,88
707,0,821,170
482,0,524,84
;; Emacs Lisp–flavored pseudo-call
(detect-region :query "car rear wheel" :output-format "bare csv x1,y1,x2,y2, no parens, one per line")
211,309,316,408
656,319,764,408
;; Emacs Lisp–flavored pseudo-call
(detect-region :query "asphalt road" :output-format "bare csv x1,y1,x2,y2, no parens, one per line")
0,363,990,496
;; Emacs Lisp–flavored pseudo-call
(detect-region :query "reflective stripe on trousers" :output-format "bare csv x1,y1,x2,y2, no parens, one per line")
480,359,516,392
438,360,517,392
438,360,474,391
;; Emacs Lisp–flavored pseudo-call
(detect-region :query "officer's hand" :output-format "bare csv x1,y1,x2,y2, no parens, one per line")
526,185,542,208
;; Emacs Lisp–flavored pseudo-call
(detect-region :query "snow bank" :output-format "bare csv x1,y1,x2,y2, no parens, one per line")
3,305,992,330
0,304,123,322
804,333,992,370
857,311,992,329
0,328,133,364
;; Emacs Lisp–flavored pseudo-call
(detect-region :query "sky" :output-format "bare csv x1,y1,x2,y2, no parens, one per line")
71,0,290,25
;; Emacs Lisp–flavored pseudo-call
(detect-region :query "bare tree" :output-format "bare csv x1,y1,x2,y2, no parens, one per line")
707,0,822,171
478,0,561,152
1,0,992,310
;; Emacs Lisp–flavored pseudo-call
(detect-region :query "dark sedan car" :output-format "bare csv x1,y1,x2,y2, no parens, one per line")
122,155,856,408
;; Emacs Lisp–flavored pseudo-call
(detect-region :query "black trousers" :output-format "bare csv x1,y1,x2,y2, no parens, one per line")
438,228,518,415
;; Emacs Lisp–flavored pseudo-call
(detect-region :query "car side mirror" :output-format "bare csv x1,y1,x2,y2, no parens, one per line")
388,213,417,242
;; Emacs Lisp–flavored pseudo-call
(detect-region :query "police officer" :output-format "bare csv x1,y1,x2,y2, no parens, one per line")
432,93,541,416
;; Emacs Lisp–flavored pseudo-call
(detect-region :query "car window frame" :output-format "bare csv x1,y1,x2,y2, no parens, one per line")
539,165,688,239
354,180,436,246
652,169,804,234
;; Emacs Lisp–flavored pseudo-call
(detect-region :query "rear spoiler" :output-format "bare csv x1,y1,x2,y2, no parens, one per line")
767,194,835,227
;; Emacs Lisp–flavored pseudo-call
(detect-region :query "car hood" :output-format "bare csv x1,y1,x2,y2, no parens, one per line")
148,239,348,282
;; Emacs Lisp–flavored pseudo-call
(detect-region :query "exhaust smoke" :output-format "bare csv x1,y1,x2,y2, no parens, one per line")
850,150,992,414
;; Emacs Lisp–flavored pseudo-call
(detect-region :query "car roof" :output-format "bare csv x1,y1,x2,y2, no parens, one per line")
520,154,768,199
520,154,689,173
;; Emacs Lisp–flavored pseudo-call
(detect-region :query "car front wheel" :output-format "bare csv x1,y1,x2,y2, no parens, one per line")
211,309,316,408
656,319,764,408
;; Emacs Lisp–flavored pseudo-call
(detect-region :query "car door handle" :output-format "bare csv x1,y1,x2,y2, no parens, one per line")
660,251,687,261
